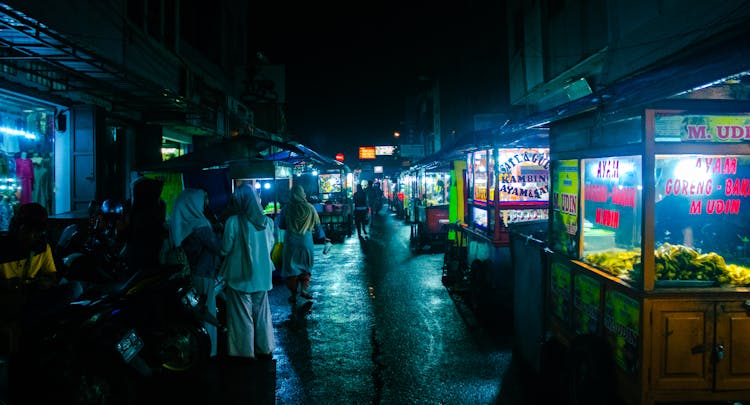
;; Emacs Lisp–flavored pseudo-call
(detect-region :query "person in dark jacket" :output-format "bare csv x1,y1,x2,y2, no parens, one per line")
124,177,167,272
353,183,369,238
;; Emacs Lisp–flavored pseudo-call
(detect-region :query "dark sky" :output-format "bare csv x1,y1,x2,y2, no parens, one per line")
247,2,508,163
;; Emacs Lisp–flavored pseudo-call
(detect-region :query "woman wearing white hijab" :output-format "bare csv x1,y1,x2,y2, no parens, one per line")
220,184,275,359
169,188,223,357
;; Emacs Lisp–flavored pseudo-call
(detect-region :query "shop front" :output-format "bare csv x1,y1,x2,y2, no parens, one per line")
0,90,65,230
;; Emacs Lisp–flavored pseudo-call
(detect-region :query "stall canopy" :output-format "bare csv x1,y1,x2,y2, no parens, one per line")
265,142,350,172
137,135,349,173
411,127,549,170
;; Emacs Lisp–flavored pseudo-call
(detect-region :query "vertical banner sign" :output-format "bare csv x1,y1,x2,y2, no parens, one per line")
549,259,573,324
604,290,640,374
145,172,184,217
573,273,601,335
551,160,580,257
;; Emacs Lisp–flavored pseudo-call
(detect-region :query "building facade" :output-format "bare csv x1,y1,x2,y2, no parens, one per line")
0,0,253,216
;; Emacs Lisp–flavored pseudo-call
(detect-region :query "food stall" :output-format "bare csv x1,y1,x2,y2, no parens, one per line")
314,169,354,241
409,128,549,323
395,169,414,222
268,143,353,242
409,161,451,251
460,137,550,320
535,107,750,405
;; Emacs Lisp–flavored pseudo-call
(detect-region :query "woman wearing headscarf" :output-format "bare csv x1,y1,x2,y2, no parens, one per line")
281,185,320,305
169,188,223,357
219,184,275,360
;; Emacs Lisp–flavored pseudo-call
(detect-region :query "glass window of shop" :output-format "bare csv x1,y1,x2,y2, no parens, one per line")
161,139,188,161
654,155,750,288
0,107,55,231
581,156,643,286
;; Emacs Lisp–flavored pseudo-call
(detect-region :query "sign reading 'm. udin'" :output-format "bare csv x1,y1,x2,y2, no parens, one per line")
687,125,750,140
654,112,750,142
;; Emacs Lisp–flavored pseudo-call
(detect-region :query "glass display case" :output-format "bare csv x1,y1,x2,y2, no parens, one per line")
318,172,343,200
581,156,643,284
550,110,750,290
653,154,750,287
418,171,450,206
554,152,750,290
467,147,550,236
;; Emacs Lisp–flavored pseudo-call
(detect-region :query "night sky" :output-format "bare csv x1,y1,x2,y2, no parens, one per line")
247,2,508,164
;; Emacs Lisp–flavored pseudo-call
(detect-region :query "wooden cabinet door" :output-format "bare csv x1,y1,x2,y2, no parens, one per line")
715,301,750,391
651,301,714,391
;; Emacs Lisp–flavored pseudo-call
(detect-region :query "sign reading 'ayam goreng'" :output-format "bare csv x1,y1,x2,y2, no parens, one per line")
654,112,750,142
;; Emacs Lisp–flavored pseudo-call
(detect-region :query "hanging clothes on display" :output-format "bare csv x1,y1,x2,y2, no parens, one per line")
0,195,12,232
15,152,33,204
32,154,50,211
3,131,19,155
0,146,8,177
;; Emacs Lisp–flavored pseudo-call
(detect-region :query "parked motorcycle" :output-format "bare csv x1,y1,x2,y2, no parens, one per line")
64,254,217,375
11,263,217,404
109,265,215,374
9,291,150,404
55,199,128,287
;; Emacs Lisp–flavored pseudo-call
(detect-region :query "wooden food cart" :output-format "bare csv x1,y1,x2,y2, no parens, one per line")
536,107,750,405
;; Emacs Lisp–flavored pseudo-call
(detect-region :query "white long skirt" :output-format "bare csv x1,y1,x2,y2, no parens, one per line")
225,286,275,358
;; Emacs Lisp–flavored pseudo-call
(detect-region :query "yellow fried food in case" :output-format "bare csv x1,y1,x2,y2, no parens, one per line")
724,264,750,286
584,250,640,276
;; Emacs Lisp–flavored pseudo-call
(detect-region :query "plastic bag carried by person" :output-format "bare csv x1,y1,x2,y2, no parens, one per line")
271,241,283,270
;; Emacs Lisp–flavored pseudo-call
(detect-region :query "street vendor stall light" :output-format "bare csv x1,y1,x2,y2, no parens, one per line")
312,170,318,176
263,183,271,190
254,183,261,190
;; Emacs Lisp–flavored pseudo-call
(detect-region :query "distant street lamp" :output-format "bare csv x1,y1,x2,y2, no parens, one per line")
394,131,400,138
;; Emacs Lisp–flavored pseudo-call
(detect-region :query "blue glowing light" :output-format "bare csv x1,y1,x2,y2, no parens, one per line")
0,127,36,140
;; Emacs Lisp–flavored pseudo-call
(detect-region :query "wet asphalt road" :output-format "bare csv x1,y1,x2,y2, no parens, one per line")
141,209,533,404
266,209,528,404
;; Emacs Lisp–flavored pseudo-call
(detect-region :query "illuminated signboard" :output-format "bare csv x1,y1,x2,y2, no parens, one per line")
375,146,395,156
374,166,383,173
359,146,376,160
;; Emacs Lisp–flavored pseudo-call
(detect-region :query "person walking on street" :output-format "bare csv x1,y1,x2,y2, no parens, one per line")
281,185,320,308
353,183,369,238
169,188,223,357
219,184,275,360
368,181,383,215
